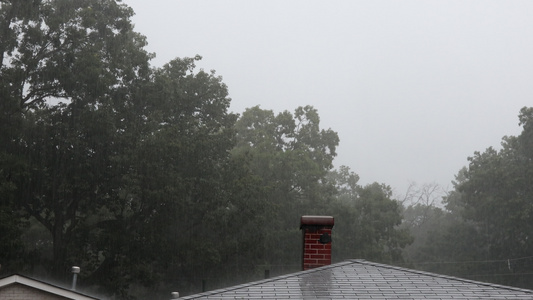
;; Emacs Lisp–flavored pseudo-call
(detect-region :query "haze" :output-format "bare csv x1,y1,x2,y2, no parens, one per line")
124,0,533,196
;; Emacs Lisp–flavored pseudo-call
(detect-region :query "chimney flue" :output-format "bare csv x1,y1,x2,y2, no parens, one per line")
300,215,334,271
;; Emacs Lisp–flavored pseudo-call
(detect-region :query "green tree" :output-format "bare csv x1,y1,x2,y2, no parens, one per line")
115,56,239,297
0,0,151,112
328,167,412,264
232,105,339,274
16,103,118,277
35,56,239,298
7,55,239,299
0,0,151,282
1,1,249,298
438,107,533,288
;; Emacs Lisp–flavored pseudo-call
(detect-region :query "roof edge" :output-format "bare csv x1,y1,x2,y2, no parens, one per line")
348,260,533,294
0,274,100,300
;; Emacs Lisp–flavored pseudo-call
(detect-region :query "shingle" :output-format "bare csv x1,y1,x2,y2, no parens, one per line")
178,260,533,299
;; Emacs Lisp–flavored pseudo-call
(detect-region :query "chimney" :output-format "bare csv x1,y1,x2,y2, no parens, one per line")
300,215,334,271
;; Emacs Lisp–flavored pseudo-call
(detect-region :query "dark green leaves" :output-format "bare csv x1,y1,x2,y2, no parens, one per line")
404,107,533,289
0,0,151,111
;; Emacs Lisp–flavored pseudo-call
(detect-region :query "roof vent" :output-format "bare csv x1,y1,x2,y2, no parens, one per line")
71,266,80,290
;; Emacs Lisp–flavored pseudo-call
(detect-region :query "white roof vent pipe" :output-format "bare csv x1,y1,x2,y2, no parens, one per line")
71,266,80,290
170,291,180,299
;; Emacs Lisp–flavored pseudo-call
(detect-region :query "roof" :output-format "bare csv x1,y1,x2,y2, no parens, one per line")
0,274,100,300
178,259,533,299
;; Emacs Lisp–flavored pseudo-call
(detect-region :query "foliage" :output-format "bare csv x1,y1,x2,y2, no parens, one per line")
401,107,533,290
0,0,150,287
232,105,340,274
0,0,151,112
0,0,240,297
0,1,419,298
328,167,412,264
445,107,533,287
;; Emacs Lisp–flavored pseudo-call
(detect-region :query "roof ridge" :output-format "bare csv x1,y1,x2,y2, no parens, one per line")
349,259,533,294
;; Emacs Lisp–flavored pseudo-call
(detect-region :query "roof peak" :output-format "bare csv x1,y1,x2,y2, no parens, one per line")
178,259,533,299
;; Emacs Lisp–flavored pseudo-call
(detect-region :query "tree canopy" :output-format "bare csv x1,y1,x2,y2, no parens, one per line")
401,107,533,290
328,167,412,264
0,1,420,299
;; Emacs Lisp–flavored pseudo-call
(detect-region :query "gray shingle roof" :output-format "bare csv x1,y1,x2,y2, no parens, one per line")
178,259,533,299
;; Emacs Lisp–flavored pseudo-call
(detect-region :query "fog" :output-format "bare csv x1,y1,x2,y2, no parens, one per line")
124,0,533,195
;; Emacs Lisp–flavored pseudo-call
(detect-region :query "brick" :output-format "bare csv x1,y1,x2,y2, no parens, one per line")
301,215,334,271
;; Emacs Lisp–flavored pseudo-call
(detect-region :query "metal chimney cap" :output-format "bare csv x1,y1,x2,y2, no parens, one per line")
171,291,180,298
71,266,80,274
300,215,334,227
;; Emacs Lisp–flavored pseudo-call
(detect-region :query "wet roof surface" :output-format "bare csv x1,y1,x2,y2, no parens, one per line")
179,260,533,299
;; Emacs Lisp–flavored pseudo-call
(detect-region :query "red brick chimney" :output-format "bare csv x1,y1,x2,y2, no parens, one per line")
300,215,334,271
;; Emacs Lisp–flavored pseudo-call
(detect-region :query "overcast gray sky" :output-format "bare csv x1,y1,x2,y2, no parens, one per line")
123,0,533,198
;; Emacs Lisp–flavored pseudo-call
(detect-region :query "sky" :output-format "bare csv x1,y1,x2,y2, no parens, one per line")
123,0,533,198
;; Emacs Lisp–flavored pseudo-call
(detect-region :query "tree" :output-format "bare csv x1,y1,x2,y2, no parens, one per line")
111,56,240,297
4,55,240,299
232,105,339,274
234,105,338,203
15,103,119,278
399,182,450,267
1,0,241,297
27,55,238,298
438,107,533,288
0,0,151,112
0,0,152,282
327,167,412,264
